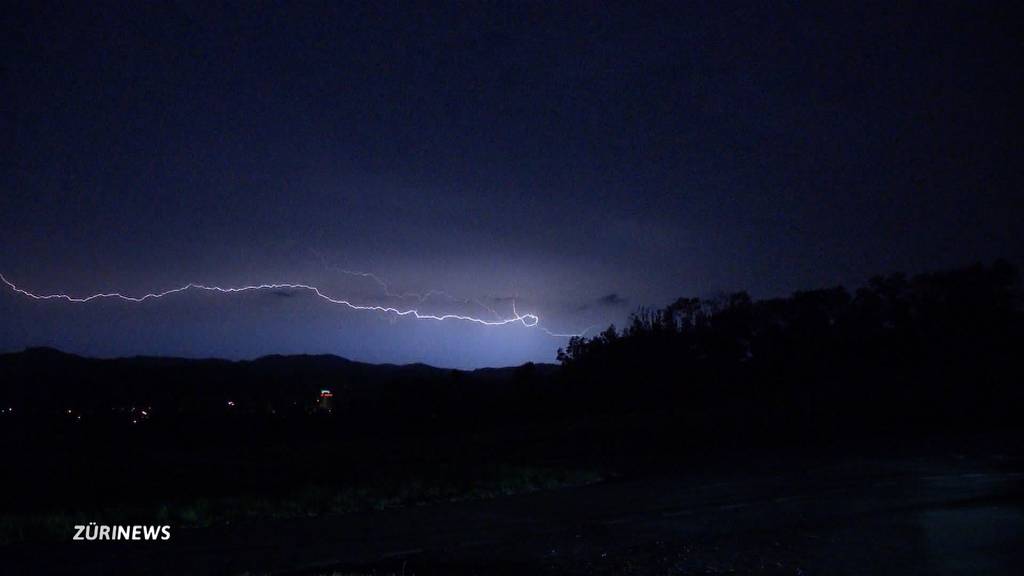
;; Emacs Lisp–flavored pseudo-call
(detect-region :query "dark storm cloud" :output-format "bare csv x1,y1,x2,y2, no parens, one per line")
577,293,628,312
597,293,627,307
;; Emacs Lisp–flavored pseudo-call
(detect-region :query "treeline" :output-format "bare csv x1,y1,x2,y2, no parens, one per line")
556,261,1023,443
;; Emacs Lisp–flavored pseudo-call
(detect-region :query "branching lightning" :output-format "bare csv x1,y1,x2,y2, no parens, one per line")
327,267,505,321
311,250,505,321
0,272,585,337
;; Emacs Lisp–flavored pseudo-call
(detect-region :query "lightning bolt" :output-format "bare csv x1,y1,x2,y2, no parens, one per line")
310,250,505,321
0,272,584,336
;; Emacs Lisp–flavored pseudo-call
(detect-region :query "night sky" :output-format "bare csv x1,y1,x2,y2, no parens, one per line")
2,3,1020,367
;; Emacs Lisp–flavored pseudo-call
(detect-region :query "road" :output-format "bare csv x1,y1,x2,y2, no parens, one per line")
6,452,1023,575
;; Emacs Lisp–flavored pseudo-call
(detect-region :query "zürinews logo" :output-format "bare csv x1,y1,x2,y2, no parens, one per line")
73,523,171,541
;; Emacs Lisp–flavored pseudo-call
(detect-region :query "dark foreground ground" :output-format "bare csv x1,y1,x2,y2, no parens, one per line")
6,448,1022,576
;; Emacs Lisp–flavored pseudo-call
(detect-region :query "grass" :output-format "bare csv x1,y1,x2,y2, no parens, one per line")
0,465,602,544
